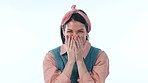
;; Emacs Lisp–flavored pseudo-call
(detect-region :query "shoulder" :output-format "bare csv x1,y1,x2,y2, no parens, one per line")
49,46,61,53
90,46,101,54
97,50,109,63
91,46,109,59
44,46,61,61
93,47,109,67
91,46,101,50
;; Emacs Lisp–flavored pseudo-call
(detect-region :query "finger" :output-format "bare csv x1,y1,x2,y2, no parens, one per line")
78,36,84,48
84,40,88,47
72,36,77,49
65,35,68,45
75,37,79,49
70,36,73,49
68,35,71,48
73,37,77,48
77,36,81,44
66,35,70,48
77,36,82,45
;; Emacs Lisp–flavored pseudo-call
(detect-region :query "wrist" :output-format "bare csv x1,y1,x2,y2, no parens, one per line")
76,57,84,63
76,59,84,64
67,60,75,65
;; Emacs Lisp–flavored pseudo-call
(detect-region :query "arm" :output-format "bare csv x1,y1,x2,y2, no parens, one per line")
77,60,93,82
78,51,109,83
43,52,72,83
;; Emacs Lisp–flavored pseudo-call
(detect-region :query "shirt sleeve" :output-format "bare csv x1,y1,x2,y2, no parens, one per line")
43,52,71,83
78,51,109,83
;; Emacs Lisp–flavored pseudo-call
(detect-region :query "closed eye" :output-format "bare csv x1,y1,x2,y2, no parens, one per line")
67,30,73,33
79,30,84,32
78,29,84,33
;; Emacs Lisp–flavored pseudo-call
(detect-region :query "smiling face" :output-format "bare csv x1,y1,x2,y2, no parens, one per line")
62,20,88,44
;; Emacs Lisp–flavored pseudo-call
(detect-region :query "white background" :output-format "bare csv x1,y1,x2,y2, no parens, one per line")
0,0,148,83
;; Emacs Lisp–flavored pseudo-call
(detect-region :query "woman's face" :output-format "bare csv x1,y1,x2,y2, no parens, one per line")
62,20,88,44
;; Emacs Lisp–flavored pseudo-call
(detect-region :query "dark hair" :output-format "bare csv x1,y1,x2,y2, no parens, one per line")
60,10,89,44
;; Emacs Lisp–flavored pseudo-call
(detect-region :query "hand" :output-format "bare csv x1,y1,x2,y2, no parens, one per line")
74,36,85,62
65,35,76,64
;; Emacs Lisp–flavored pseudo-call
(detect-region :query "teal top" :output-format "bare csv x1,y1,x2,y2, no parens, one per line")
50,46,100,83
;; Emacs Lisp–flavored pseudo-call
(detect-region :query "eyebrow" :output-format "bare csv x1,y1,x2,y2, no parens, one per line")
78,29,84,31
67,29,73,30
67,29,84,31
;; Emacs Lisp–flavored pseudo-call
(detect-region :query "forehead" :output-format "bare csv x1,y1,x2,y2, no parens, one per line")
65,20,86,30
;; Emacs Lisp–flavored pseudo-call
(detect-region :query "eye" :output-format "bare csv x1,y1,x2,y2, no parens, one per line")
78,30,84,33
67,30,73,33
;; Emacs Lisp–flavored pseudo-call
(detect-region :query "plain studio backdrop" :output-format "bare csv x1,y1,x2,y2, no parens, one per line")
0,0,148,83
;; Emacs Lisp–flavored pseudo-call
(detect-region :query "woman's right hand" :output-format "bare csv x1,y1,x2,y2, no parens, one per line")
65,35,76,64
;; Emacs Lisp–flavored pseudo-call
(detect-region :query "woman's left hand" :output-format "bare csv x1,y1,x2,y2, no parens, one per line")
74,36,85,62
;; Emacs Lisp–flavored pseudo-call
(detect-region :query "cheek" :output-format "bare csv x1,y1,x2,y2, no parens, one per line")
79,34,86,41
63,31,71,36
65,33,72,37
64,33,72,41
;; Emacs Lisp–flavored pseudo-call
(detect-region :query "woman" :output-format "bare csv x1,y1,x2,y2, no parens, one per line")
43,5,109,83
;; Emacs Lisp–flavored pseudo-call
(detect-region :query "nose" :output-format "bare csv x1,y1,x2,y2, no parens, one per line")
72,32,78,38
